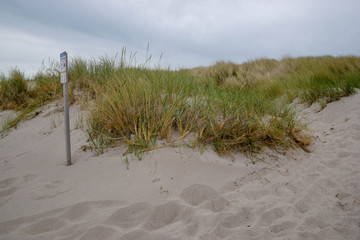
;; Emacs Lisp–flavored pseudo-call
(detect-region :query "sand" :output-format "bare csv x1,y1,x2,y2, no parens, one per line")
0,94,359,240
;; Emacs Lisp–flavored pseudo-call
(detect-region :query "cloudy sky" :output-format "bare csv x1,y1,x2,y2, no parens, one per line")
1,0,360,77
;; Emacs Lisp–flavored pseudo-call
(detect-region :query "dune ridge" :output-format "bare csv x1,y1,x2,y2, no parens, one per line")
0,93,360,239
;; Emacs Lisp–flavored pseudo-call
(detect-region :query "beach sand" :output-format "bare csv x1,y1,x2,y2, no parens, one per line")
0,93,359,239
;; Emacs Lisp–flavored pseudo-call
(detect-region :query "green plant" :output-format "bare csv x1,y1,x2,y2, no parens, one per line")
0,69,28,109
1,114,16,137
123,156,130,169
73,111,85,130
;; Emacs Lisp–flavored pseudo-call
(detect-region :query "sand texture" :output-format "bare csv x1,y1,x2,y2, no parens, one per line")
0,94,360,240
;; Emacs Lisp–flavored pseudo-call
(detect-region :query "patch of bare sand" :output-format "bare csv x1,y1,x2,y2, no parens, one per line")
0,93,360,239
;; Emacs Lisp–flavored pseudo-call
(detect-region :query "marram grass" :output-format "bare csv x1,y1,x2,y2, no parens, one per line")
1,54,360,156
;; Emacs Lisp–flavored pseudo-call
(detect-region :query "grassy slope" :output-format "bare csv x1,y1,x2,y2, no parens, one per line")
1,55,360,155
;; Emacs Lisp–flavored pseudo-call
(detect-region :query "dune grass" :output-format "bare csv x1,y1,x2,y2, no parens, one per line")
1,53,359,156
0,68,30,110
194,56,360,105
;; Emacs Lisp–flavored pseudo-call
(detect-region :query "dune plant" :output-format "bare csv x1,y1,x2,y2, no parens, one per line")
0,69,29,110
66,55,360,156
86,66,299,156
1,53,360,156
32,60,63,106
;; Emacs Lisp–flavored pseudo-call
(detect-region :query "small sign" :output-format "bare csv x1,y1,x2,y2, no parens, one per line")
60,73,67,84
60,51,67,84
60,57,66,72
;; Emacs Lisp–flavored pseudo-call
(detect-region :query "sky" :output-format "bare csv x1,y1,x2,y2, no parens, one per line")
1,0,360,77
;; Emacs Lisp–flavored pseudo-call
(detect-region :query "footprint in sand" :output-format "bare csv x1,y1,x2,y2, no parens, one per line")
24,217,66,235
120,229,172,240
180,184,220,206
0,156,13,171
271,182,299,198
0,196,12,207
143,201,184,230
105,202,151,229
30,180,71,200
0,177,17,188
294,190,322,214
303,214,331,229
54,225,86,240
220,207,254,228
257,207,285,226
0,187,17,198
0,177,18,207
336,151,351,159
295,196,312,214
202,197,230,212
315,178,338,196
62,202,92,221
269,221,297,235
23,174,36,182
14,151,31,159
0,218,29,235
221,168,273,193
78,226,116,240
180,184,230,212
242,189,271,201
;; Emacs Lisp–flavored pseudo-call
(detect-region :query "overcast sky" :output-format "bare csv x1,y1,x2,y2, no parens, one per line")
1,0,360,77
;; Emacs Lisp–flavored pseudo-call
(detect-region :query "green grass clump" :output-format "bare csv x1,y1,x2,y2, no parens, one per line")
33,71,63,105
0,69,29,110
86,66,298,156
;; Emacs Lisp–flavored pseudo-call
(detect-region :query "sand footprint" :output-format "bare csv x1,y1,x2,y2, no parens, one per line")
78,226,116,240
143,201,183,230
303,214,331,229
0,177,18,206
202,197,229,212
220,207,254,228
62,202,92,221
0,156,13,171
337,151,351,159
120,229,173,240
54,225,86,240
269,221,297,236
294,190,322,214
242,189,271,201
0,207,65,236
200,225,231,240
105,202,151,229
180,184,219,207
257,207,285,226
30,180,71,200
0,187,17,199
295,196,312,214
23,174,36,182
0,177,17,188
0,218,28,235
24,217,66,235
315,178,338,196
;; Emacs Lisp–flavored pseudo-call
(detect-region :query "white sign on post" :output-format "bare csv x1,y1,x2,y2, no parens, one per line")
60,52,67,84
60,73,67,83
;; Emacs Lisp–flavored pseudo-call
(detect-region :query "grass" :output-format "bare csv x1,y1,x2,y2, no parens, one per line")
1,53,360,157
1,114,16,138
0,68,29,110
193,56,360,106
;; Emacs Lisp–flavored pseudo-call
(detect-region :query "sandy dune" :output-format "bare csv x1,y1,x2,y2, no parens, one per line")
0,93,360,240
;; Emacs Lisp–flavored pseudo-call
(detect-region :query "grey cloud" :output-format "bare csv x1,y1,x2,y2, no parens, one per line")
1,0,359,76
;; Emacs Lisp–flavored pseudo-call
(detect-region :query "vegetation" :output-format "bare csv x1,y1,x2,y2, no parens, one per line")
1,53,360,156
0,68,29,109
